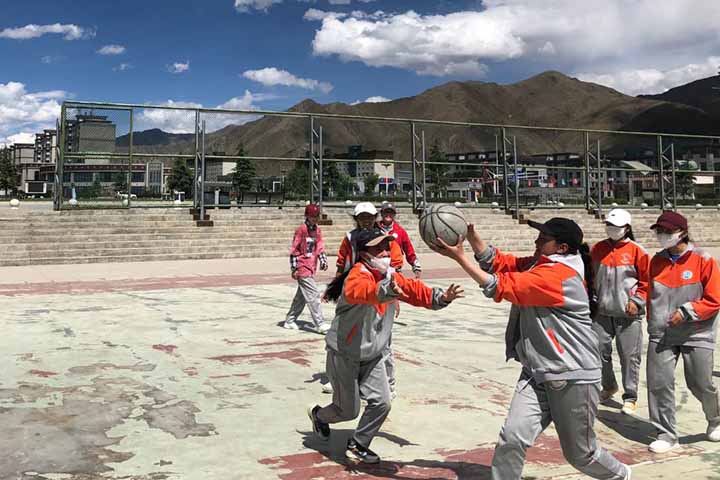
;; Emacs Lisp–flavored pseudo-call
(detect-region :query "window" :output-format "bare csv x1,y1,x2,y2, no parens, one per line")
97,172,114,182
73,172,94,183
131,172,145,183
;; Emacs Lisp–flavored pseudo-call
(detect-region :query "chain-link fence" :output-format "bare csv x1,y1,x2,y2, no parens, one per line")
54,100,720,215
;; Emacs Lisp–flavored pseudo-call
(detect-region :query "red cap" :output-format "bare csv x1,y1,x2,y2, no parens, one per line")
305,204,321,217
650,211,688,231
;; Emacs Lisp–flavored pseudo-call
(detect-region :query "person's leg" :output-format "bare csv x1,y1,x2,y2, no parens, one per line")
615,317,643,404
491,373,551,480
298,276,325,329
354,355,392,449
284,282,306,327
647,342,681,448
681,346,720,439
385,333,396,398
317,350,361,424
593,315,618,400
547,381,628,479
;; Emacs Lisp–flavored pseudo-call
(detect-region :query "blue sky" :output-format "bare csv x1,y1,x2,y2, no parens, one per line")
2,0,719,142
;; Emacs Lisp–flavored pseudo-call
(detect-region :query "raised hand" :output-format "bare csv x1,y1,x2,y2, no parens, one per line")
442,283,465,303
390,279,407,297
430,235,466,261
466,223,485,253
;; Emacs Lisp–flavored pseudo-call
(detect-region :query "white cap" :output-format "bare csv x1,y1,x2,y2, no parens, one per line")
354,202,377,216
606,208,631,227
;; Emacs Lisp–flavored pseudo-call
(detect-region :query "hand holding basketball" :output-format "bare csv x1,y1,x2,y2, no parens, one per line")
432,235,466,261
466,223,485,253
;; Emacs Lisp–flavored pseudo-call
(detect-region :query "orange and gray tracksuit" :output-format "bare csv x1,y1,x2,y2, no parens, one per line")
336,229,404,274
316,263,449,448
591,239,649,402
476,246,627,480
646,245,720,443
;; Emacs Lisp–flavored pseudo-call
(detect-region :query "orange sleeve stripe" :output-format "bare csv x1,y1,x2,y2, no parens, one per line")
691,253,720,320
343,265,379,305
394,272,435,308
494,263,570,307
336,237,351,270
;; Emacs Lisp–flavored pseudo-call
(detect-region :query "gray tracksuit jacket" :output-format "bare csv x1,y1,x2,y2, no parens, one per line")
477,246,601,383
648,244,720,349
591,239,650,318
325,262,448,362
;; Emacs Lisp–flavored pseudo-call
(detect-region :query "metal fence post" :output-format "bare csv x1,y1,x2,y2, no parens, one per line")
513,136,520,217
421,130,426,205
127,108,133,208
584,132,591,212
670,143,677,210
194,110,200,209
501,127,510,214
410,122,418,211
200,120,206,220
318,126,323,207
596,140,602,217
657,135,665,209
54,104,66,211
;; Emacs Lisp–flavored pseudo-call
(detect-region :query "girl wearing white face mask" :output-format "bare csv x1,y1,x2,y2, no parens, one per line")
646,211,720,453
590,209,650,415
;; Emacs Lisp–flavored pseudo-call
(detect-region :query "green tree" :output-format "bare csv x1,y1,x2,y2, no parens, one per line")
364,173,380,195
166,158,193,195
84,178,102,198
322,161,354,199
112,172,128,193
0,155,18,197
230,144,256,193
427,141,450,198
285,161,310,196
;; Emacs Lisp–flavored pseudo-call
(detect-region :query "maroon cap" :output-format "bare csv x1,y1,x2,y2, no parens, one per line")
305,204,321,217
650,211,688,231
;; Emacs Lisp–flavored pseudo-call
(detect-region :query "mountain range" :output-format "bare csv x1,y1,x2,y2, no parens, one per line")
119,71,720,176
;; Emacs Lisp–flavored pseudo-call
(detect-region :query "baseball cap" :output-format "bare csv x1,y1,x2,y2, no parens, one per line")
305,204,320,217
356,228,394,251
354,202,378,216
650,211,688,231
605,208,631,227
527,217,584,250
381,203,396,213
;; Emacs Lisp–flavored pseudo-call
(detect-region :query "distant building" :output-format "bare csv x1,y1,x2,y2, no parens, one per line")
333,146,395,193
34,129,57,164
66,114,116,154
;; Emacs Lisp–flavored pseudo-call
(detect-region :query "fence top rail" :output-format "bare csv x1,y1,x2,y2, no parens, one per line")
63,100,720,141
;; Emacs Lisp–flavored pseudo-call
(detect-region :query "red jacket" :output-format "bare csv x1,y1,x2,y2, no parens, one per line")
379,221,420,271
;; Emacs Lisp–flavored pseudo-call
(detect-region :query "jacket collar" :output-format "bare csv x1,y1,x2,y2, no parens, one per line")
305,219,317,231
658,242,694,262
541,253,585,279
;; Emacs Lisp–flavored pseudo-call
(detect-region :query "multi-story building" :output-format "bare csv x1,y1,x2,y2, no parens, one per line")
333,146,395,194
65,114,116,154
34,129,57,164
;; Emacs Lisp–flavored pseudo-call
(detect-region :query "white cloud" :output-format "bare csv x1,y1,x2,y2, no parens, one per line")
0,81,66,146
242,67,333,93
305,1,720,79
350,95,390,105
113,63,133,72
135,91,272,133
577,57,720,96
167,61,190,74
0,23,94,40
2,132,36,146
97,44,126,55
235,0,375,13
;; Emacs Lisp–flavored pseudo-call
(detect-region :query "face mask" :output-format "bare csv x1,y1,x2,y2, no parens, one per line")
657,232,683,249
365,255,391,274
605,225,626,241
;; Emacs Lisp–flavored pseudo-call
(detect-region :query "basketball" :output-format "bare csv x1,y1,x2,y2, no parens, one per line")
419,204,468,249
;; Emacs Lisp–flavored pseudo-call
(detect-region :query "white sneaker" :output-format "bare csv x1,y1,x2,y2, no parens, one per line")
624,464,632,480
707,422,720,442
321,382,334,394
621,401,637,415
648,439,679,453
283,321,299,330
316,322,330,334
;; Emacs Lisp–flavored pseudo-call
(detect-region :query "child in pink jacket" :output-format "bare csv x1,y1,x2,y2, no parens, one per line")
284,204,329,333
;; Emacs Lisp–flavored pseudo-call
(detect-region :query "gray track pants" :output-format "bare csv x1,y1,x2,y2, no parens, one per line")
285,276,324,327
491,372,627,480
385,334,396,394
592,315,643,401
317,349,391,448
647,341,720,442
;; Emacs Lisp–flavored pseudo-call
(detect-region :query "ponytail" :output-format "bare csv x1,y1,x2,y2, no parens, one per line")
325,270,351,303
578,242,597,316
625,225,636,241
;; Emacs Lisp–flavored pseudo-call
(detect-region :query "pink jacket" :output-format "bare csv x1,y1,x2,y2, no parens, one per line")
289,221,327,278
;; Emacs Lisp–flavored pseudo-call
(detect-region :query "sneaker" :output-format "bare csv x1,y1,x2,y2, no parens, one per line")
624,464,632,480
321,382,334,394
707,422,720,442
307,405,330,441
283,321,299,330
599,386,619,404
316,322,330,334
346,438,380,464
621,401,637,415
648,438,679,453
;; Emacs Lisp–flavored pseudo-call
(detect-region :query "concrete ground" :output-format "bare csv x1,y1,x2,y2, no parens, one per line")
2,253,720,479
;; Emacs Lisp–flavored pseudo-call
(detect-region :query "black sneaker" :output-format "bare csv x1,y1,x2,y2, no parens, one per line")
307,405,330,440
346,438,380,464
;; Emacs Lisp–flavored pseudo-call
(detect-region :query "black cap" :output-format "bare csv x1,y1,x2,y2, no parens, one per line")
527,217,583,250
356,228,394,251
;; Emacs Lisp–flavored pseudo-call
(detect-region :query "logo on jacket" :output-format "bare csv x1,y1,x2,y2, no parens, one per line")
682,270,693,280
620,253,632,265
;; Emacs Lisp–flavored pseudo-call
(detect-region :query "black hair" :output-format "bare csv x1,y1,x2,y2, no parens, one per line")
577,242,597,317
625,225,636,241
325,270,351,303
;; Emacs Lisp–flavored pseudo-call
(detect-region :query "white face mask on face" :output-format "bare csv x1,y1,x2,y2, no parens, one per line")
364,255,391,274
657,232,683,250
605,225,626,241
